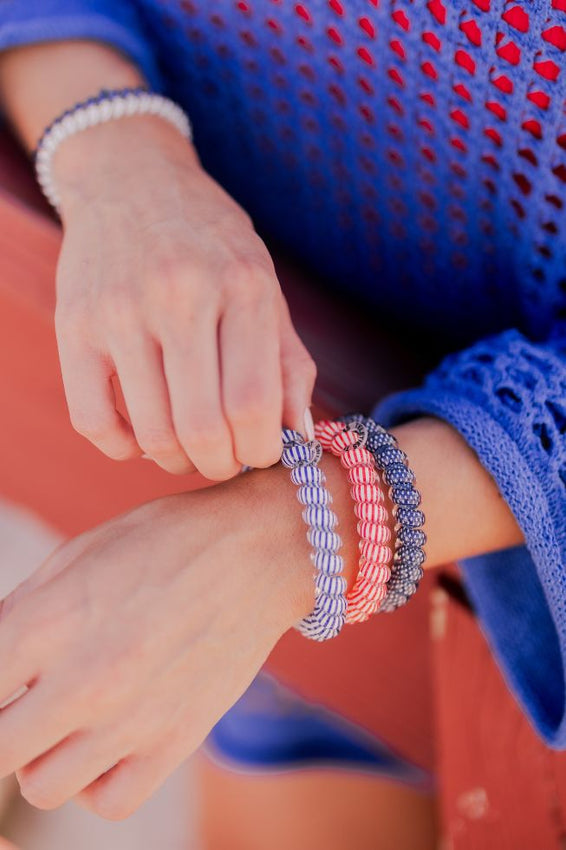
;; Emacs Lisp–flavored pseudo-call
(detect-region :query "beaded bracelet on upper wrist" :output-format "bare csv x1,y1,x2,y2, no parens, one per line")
34,86,193,213
341,414,426,613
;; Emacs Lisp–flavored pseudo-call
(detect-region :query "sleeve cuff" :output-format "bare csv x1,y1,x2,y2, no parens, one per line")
0,15,162,90
374,387,566,747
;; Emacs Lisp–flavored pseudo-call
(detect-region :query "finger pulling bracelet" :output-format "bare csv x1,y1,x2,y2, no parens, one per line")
34,87,193,213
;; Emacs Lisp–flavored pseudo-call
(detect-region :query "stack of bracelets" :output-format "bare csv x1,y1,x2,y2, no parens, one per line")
282,415,426,641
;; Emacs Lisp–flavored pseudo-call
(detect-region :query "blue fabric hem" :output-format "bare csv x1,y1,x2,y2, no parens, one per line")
0,16,162,90
375,389,566,747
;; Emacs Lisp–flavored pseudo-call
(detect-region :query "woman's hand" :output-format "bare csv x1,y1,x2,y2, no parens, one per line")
0,462,351,820
52,115,316,479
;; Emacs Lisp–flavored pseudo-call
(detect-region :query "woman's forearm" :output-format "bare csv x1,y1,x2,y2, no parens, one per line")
309,417,524,602
0,40,144,151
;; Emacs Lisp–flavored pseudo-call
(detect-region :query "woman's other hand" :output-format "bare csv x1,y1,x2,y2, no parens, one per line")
53,115,316,479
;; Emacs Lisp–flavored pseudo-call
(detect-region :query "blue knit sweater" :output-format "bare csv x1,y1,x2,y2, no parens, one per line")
1,0,565,746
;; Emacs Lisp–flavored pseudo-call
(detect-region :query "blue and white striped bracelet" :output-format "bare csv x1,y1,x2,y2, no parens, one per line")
281,429,347,641
341,415,426,613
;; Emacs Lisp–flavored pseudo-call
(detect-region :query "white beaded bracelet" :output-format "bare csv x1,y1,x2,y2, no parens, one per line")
34,87,193,213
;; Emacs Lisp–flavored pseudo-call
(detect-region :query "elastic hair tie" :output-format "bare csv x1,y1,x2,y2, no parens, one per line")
341,415,426,612
314,420,393,624
281,429,347,641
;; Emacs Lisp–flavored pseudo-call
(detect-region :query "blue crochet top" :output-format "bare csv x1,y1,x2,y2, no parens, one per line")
1,0,565,746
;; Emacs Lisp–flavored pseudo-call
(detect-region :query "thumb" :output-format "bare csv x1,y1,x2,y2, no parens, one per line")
279,295,317,438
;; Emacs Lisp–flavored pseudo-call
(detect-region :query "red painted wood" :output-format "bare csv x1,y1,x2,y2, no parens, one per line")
432,570,566,848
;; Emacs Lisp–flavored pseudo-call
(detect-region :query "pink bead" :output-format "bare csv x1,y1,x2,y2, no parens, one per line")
361,540,393,566
314,420,342,448
347,465,376,485
355,501,387,522
359,560,391,584
350,576,384,603
331,430,358,452
357,520,391,544
341,447,374,468
351,483,383,503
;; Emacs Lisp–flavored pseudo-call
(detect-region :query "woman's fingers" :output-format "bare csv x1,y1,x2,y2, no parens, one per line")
162,310,240,481
76,737,185,821
220,289,283,469
56,331,140,461
111,334,195,475
279,296,317,435
16,730,128,812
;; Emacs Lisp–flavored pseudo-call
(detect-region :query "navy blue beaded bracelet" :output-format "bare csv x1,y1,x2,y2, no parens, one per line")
341,414,426,612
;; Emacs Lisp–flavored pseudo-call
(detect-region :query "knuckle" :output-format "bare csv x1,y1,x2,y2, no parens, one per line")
102,291,140,335
137,428,179,458
227,388,274,427
224,260,274,303
181,422,227,453
69,411,115,443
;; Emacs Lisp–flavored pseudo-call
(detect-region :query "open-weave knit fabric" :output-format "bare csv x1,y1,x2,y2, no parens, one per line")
1,0,565,744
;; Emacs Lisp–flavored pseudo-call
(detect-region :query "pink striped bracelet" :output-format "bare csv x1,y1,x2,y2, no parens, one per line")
314,420,393,624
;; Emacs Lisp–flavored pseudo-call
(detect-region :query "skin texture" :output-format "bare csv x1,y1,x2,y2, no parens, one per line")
0,42,316,479
0,39,524,825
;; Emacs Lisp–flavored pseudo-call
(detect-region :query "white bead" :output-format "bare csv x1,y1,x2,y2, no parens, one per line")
34,90,193,212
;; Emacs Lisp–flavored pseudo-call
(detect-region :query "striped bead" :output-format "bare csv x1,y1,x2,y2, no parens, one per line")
349,576,386,604
341,446,374,468
347,465,376,485
359,560,391,584
291,465,323,486
303,505,338,530
357,520,391,544
351,483,383,503
360,540,392,565
354,501,388,522
315,420,343,446
313,592,347,617
297,485,331,506
331,429,360,452
281,442,313,468
307,528,341,552
311,550,344,575
315,573,348,597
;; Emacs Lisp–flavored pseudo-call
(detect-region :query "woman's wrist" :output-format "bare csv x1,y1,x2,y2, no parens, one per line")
52,113,201,215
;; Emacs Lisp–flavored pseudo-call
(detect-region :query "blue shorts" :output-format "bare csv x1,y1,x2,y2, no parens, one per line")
206,673,432,790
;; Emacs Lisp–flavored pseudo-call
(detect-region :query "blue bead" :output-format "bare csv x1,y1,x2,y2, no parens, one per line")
383,463,415,486
302,505,337,530
311,551,343,574
307,529,341,552
391,484,421,508
395,506,425,528
292,465,323,486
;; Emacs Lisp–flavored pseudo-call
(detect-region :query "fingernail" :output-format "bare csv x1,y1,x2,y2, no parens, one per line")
141,454,152,460
303,407,315,441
